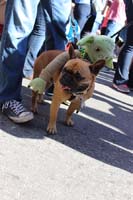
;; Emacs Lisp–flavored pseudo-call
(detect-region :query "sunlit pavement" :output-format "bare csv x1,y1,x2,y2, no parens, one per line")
0,70,133,200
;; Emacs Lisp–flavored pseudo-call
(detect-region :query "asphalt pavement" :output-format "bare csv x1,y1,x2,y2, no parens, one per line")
0,70,133,200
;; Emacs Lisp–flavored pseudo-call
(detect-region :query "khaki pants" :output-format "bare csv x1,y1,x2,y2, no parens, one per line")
0,0,6,24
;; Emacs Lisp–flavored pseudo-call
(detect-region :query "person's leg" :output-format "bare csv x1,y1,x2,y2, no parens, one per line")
0,0,40,122
91,21,101,33
73,3,91,33
40,0,72,95
105,20,124,41
113,25,133,93
91,11,103,34
128,62,133,89
41,0,72,50
23,3,46,79
0,0,40,102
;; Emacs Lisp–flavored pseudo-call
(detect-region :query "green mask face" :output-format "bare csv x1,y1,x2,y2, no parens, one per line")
77,35,115,69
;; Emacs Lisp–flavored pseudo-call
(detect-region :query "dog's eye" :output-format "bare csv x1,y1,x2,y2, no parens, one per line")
78,84,89,91
95,47,101,52
75,72,85,81
62,68,67,73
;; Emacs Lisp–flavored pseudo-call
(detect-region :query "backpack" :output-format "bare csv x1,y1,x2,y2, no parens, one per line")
66,12,80,49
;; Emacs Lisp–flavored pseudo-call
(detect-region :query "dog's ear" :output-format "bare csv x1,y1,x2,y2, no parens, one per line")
68,43,77,59
89,60,105,75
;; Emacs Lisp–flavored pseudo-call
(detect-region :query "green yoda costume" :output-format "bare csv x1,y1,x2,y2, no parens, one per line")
29,35,115,94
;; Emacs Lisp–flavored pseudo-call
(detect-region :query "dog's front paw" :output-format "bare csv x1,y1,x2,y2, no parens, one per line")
47,123,57,134
65,118,74,126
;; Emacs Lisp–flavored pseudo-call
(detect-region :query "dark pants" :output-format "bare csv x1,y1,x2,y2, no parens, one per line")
113,25,133,86
73,3,91,33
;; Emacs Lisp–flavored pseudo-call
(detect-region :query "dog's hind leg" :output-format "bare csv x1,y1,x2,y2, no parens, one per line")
31,91,39,113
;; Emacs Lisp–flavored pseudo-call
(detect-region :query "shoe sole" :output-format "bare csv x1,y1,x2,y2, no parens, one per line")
112,84,130,94
45,93,53,96
9,113,34,123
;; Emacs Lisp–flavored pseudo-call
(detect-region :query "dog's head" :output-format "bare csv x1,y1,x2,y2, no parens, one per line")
59,45,105,95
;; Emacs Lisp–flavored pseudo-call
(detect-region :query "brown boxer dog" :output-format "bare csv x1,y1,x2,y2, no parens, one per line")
47,57,105,133
31,46,105,134
31,46,80,113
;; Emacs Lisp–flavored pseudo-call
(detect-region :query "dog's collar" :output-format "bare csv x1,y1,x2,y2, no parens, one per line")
68,94,76,101
68,79,94,111
68,86,90,101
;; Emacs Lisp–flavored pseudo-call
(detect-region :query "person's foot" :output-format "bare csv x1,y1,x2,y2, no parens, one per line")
112,83,130,94
45,85,54,96
101,66,111,73
2,100,34,123
129,87,133,91
128,84,133,91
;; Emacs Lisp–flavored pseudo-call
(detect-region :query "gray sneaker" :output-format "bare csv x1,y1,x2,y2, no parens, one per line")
2,100,34,123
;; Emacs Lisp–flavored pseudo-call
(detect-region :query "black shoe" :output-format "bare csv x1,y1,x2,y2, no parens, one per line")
45,84,54,96
129,87,133,91
2,100,34,123
101,66,111,73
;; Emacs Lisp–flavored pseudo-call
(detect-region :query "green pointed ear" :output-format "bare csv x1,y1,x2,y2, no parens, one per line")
77,35,94,46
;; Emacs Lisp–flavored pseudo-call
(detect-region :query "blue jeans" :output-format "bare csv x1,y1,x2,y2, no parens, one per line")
73,3,91,33
105,20,124,41
41,0,71,50
0,0,71,103
91,12,103,33
23,3,46,78
113,25,133,86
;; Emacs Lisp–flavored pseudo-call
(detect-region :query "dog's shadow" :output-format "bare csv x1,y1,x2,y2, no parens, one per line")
0,72,133,173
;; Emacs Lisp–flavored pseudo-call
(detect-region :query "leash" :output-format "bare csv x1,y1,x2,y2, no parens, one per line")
110,21,133,38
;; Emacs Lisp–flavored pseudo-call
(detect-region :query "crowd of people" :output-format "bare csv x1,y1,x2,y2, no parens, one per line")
0,0,132,124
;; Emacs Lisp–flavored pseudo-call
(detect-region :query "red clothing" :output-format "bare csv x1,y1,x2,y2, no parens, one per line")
108,0,126,23
0,24,3,36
